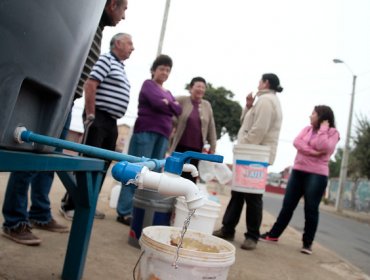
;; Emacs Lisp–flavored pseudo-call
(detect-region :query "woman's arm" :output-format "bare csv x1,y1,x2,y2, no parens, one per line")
311,122,340,155
140,80,181,116
293,126,317,156
241,98,273,144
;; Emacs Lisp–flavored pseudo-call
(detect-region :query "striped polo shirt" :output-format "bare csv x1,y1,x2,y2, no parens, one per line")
89,52,130,119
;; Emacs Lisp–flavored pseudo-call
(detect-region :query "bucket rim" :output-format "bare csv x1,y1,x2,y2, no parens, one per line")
174,203,219,219
140,226,235,263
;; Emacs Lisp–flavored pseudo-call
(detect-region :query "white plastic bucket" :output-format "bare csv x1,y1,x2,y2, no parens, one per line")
232,144,270,194
172,197,221,234
138,226,235,280
109,184,122,208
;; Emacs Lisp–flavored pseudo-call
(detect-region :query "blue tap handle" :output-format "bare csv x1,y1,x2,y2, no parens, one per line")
165,151,223,175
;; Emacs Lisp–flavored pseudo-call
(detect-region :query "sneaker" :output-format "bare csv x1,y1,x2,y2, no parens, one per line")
31,219,69,233
259,232,279,242
59,207,74,221
94,209,105,219
2,224,41,246
241,238,257,250
116,215,132,226
212,228,235,241
300,244,312,255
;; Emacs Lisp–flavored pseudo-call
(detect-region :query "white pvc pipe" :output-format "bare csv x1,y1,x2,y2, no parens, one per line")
137,167,205,210
182,163,199,178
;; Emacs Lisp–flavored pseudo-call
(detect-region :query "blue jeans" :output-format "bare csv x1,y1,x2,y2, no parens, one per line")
116,132,168,217
2,172,54,228
268,169,328,246
2,110,72,229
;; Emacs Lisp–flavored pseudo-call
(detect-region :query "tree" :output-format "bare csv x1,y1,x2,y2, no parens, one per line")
203,83,242,141
351,115,370,179
330,115,370,180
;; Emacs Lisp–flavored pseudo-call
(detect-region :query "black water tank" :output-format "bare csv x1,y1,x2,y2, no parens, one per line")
0,0,106,151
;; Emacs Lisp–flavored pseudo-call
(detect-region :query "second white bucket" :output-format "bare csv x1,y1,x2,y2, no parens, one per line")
139,226,235,280
172,196,221,234
232,144,270,194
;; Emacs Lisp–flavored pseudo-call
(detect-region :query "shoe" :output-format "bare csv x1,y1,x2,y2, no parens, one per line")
212,228,235,241
259,232,279,242
31,219,69,233
59,207,74,221
116,215,132,226
241,238,257,250
300,244,312,255
94,209,105,219
2,224,41,246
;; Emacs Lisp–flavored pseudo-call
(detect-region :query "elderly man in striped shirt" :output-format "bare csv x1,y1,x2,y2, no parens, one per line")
79,33,134,218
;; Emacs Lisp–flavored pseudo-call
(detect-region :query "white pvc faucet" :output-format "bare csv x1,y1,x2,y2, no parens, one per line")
136,166,205,210
182,163,199,178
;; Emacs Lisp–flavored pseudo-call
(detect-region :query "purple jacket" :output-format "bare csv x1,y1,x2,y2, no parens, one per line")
133,79,182,138
293,125,340,176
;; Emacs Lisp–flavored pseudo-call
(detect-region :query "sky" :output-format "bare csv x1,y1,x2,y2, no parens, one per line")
71,0,370,173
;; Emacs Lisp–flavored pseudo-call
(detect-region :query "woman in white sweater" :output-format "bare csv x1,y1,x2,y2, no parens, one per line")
214,73,283,250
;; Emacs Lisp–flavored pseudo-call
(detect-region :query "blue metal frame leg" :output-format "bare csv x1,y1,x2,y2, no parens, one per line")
60,171,104,280
0,150,106,280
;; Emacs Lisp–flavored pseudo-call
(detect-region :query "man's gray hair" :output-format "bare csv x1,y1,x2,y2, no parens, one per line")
110,32,131,50
106,0,125,7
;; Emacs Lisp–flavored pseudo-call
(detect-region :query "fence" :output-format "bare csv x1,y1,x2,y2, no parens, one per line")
327,178,370,213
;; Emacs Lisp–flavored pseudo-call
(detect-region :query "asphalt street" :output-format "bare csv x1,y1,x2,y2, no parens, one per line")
263,192,370,276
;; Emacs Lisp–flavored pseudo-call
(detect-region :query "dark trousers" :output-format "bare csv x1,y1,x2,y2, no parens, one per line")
61,109,117,211
222,191,263,241
268,169,328,246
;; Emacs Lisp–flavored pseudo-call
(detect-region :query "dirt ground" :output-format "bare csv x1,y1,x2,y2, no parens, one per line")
0,171,369,280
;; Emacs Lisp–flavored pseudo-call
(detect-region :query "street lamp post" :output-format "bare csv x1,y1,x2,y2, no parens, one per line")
333,58,357,212
157,0,171,56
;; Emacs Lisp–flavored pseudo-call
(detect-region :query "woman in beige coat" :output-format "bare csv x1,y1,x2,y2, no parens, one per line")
214,73,283,250
168,76,217,182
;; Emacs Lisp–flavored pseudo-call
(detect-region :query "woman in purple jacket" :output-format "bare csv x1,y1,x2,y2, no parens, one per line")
116,54,182,225
260,105,340,255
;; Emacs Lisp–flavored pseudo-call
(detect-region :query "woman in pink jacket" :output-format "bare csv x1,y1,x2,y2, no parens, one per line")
260,105,340,255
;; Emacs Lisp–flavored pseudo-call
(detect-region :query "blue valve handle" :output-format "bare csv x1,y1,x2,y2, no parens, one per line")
112,151,224,184
111,161,143,184
165,151,223,175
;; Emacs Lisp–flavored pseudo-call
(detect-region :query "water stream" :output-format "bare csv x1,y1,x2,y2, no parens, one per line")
172,209,196,268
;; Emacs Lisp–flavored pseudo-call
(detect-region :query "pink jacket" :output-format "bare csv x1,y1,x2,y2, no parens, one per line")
293,125,340,176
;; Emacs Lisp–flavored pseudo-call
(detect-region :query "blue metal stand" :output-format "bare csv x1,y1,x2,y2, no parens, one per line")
0,149,106,280
1,129,224,279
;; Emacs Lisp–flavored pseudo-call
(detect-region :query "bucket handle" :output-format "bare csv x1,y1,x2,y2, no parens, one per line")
133,250,145,280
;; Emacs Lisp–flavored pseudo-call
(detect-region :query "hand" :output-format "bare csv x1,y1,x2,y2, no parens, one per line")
321,120,329,127
83,118,94,128
83,114,95,128
310,150,325,156
162,98,169,105
246,92,254,109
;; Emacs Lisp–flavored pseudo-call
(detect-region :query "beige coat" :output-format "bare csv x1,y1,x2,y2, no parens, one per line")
168,95,217,154
237,89,282,164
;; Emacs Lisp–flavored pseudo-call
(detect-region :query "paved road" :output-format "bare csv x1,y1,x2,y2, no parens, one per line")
263,192,370,276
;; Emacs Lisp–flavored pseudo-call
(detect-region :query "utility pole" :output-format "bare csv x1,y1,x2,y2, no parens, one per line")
157,0,171,56
333,59,357,212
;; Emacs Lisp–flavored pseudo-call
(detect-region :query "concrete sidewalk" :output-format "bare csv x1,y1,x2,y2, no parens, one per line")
0,172,369,280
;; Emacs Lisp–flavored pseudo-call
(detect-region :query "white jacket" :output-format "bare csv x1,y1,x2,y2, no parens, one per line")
237,89,282,164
